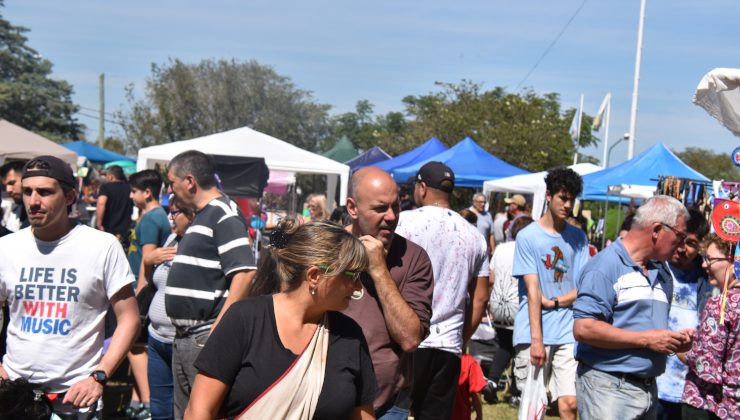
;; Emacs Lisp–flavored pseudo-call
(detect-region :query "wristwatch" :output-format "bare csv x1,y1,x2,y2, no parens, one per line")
552,297,560,309
90,370,108,385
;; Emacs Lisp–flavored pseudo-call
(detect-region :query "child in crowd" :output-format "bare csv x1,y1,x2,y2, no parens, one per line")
452,353,487,420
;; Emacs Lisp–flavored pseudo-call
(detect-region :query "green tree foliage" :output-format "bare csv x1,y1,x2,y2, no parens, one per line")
118,58,332,154
674,147,739,181
102,137,126,155
0,3,83,141
330,81,598,172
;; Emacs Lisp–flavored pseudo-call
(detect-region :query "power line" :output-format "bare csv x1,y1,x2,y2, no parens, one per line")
515,0,588,90
79,105,116,117
77,111,122,127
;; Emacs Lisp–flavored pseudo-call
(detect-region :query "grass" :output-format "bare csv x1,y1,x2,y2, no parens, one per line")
479,391,560,420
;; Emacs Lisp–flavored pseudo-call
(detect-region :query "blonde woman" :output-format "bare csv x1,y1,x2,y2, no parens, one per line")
184,220,376,420
307,194,329,221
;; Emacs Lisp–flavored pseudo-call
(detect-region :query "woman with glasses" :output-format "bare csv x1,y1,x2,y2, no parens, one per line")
681,233,739,420
144,197,194,420
184,220,376,420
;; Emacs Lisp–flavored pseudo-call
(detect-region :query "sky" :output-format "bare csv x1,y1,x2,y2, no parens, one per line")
4,0,739,166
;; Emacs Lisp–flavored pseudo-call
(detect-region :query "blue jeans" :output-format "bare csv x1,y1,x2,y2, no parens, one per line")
576,363,658,420
377,405,409,420
148,335,174,420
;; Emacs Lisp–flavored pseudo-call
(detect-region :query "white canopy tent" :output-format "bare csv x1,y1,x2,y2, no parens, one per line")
136,126,350,207
482,163,602,220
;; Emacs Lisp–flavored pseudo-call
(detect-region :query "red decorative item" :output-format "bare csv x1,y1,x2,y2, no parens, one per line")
712,199,740,243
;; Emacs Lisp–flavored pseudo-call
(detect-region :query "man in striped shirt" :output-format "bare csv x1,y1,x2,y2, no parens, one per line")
164,150,256,418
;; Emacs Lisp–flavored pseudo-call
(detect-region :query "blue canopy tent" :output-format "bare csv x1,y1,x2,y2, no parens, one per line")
391,137,529,187
582,143,709,200
345,146,392,171
63,141,134,164
373,137,448,173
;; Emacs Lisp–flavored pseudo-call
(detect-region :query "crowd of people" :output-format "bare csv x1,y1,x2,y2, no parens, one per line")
0,151,736,420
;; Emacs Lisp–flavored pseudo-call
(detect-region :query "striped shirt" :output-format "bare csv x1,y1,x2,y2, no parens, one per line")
573,239,673,378
165,195,256,327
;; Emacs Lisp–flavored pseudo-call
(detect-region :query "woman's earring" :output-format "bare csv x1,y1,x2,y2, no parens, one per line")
310,287,316,296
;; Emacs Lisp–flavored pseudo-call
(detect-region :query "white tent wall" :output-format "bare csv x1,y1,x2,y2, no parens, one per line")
482,163,602,220
136,126,350,208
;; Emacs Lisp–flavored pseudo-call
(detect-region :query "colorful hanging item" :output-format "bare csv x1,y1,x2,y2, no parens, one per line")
712,199,740,242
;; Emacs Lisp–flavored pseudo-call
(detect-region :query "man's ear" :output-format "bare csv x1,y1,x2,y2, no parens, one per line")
346,197,359,220
65,188,77,207
144,187,154,201
184,174,197,193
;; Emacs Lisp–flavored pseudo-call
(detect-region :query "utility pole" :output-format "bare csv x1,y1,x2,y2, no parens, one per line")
98,73,105,147
628,0,647,159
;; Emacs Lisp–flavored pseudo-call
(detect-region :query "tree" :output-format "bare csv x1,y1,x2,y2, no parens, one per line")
674,147,739,181
330,81,598,172
0,2,83,141
118,58,332,154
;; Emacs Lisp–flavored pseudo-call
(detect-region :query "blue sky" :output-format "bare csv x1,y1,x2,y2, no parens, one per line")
5,0,738,165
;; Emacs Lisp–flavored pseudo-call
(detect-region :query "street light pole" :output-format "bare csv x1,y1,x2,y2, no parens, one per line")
606,134,629,167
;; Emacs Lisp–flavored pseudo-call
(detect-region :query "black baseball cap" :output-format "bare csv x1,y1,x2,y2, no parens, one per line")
416,161,454,193
22,155,76,189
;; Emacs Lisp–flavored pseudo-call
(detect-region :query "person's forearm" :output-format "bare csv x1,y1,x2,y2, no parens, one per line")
464,277,489,343
98,299,138,376
525,276,543,342
95,203,105,230
371,267,422,352
573,318,647,349
212,270,254,331
554,289,577,307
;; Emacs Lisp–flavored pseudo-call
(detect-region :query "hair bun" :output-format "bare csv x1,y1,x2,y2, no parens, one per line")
269,229,289,249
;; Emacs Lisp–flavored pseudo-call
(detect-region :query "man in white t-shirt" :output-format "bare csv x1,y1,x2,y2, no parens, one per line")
0,156,139,418
395,162,490,420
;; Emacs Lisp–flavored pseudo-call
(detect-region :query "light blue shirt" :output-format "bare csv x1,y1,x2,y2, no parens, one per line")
656,263,701,402
512,222,589,346
573,239,674,378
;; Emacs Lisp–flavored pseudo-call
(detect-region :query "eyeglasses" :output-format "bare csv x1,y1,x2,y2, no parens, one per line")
660,223,687,243
169,209,183,218
703,255,729,266
317,265,362,283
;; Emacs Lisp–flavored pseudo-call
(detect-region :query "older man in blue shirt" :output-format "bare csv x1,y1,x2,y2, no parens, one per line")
573,196,694,420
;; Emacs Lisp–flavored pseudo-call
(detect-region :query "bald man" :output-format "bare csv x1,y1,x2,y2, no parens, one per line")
343,167,433,419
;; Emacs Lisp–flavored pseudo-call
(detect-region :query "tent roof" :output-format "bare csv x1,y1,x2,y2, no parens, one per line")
582,143,708,198
483,163,602,194
345,146,392,170
136,126,351,204
392,137,529,187
137,126,349,175
322,136,359,163
373,137,447,172
483,163,602,220
0,120,77,166
63,141,134,164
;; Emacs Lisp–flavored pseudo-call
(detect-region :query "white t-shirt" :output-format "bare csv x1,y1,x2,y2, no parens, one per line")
0,224,134,391
396,206,489,355
489,242,517,329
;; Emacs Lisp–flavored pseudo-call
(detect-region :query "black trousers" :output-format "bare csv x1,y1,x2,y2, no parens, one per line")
411,348,461,420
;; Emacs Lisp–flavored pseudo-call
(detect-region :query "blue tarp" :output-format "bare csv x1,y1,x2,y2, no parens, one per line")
372,137,448,173
345,146,392,170
582,143,709,199
63,141,134,164
391,137,529,187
